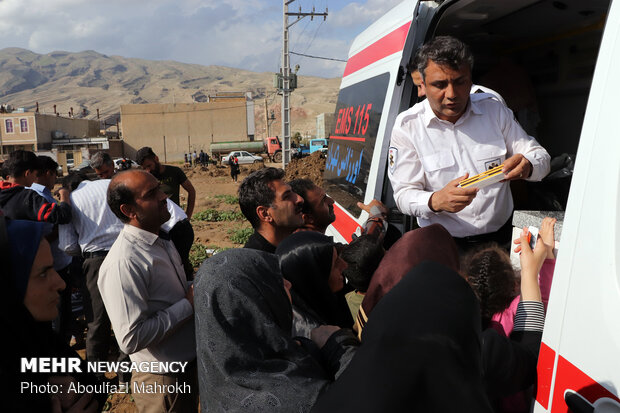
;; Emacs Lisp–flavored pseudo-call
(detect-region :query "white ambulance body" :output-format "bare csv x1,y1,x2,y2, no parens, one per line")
324,0,620,410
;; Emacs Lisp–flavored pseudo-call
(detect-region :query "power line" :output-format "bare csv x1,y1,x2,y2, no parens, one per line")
290,51,346,62
302,20,323,55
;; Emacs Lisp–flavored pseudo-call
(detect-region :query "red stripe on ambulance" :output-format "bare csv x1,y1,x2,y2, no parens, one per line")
331,203,361,243
342,21,412,78
329,135,366,142
549,355,620,411
536,342,556,409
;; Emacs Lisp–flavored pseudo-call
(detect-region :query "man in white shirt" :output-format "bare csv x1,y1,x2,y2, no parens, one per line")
388,36,550,252
59,176,124,371
99,170,197,412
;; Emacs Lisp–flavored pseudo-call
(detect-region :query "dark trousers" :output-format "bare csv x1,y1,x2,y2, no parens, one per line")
83,256,113,362
453,217,513,256
169,219,195,280
83,255,131,382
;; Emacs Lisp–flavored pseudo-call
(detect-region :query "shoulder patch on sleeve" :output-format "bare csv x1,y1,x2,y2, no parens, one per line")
388,147,398,174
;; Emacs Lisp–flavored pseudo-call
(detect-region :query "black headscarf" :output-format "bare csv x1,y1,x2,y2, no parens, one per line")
0,218,97,412
312,261,493,413
358,223,459,331
276,231,353,328
194,248,336,412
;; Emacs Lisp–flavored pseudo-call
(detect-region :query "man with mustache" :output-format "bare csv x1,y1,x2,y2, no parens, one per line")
388,36,550,253
289,178,336,234
135,146,196,219
99,170,197,412
239,167,304,253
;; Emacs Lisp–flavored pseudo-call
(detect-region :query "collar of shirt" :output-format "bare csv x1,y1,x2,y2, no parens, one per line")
122,224,160,246
27,182,55,203
421,97,484,128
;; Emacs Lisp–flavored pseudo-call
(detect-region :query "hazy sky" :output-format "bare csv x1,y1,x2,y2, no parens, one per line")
0,0,402,78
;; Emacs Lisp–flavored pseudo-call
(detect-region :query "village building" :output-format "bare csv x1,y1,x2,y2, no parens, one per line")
120,92,256,162
0,108,115,173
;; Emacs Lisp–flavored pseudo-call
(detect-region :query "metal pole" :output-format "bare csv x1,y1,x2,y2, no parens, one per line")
264,99,269,139
281,0,291,169
280,2,327,168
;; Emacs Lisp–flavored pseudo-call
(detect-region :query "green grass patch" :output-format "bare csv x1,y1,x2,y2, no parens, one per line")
189,244,209,268
228,226,253,244
214,194,239,205
193,208,244,222
189,244,230,268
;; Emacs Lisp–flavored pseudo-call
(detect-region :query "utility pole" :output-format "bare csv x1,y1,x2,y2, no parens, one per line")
264,99,269,139
280,0,327,168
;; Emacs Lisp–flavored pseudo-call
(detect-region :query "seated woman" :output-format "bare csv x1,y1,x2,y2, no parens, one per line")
1,218,100,413
276,231,353,334
194,248,493,413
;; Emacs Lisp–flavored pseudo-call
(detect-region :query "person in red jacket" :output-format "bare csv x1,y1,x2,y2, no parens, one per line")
0,150,72,223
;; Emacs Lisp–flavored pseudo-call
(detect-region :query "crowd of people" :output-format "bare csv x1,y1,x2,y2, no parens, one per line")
0,35,557,413
184,150,210,168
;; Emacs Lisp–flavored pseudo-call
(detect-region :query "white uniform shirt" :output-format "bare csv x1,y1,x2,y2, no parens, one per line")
98,224,195,363
388,94,550,238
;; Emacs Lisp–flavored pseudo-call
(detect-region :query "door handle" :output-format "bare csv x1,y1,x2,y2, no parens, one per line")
565,390,594,413
564,389,620,413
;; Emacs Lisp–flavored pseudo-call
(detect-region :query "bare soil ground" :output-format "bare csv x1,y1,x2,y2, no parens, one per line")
100,155,324,412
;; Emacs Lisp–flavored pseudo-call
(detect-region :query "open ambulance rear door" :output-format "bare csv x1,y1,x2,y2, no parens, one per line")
534,0,620,411
324,0,445,243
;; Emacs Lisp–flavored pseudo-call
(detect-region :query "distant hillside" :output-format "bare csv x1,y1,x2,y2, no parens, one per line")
0,48,341,137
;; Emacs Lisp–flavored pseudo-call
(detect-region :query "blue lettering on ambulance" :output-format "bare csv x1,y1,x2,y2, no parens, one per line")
326,143,364,184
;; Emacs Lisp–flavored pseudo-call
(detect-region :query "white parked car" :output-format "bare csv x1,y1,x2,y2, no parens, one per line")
113,158,139,171
221,151,263,165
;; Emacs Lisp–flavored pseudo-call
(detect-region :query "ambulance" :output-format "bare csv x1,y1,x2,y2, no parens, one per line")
324,0,620,411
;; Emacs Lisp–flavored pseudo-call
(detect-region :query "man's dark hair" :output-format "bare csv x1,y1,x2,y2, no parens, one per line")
90,151,114,170
289,178,317,214
461,244,517,325
4,150,38,178
239,167,285,228
340,233,385,292
406,46,423,73
61,171,89,191
135,147,157,166
415,36,474,81
107,172,136,223
36,155,58,174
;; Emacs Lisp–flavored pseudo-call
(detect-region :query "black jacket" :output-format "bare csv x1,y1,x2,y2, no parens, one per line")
0,181,71,224
244,230,277,253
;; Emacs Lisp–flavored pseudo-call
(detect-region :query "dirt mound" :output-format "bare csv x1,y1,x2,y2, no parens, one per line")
284,152,325,186
185,165,230,178
240,161,265,174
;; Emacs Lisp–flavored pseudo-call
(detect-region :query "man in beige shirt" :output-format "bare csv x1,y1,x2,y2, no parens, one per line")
99,170,197,413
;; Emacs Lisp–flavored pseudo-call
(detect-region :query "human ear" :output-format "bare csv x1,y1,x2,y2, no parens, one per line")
119,204,136,220
256,206,273,223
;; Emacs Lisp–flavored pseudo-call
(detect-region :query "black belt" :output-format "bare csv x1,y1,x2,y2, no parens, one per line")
83,250,109,259
453,217,513,245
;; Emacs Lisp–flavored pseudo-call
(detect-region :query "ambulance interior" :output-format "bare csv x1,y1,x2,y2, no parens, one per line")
414,0,611,212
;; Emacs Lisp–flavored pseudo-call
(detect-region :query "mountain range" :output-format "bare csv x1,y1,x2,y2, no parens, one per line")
0,47,341,137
